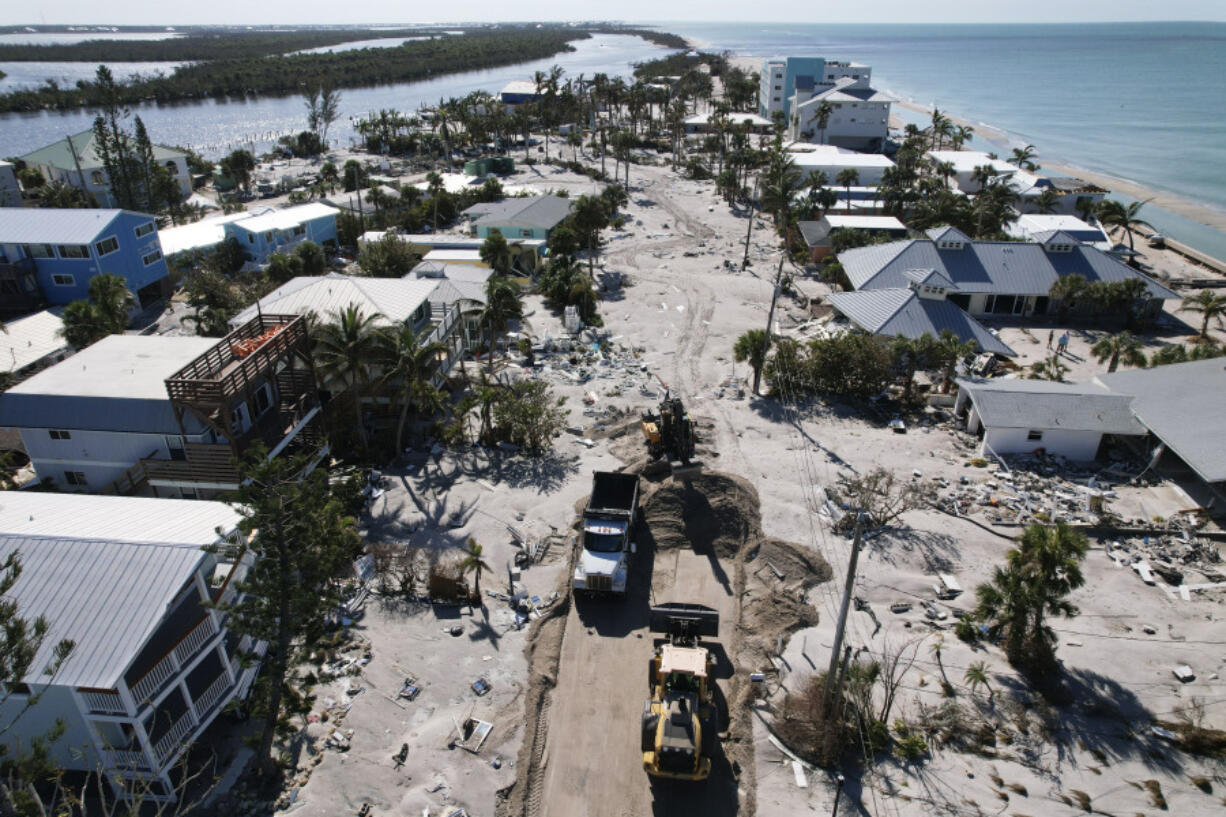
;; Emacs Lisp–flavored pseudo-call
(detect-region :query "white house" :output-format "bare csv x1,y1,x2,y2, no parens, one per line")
0,314,327,497
786,144,895,186
683,112,773,135
926,150,1016,193
1007,170,1109,216
788,79,893,151
0,492,257,802
0,309,71,381
1009,214,1112,251
954,377,1145,461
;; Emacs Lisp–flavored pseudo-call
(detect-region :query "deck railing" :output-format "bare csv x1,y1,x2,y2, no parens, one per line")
130,616,218,706
81,689,127,716
165,314,307,408
193,673,233,719
172,615,217,667
104,749,152,772
153,711,197,767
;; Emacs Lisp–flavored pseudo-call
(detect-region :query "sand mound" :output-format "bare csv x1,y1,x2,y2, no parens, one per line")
642,472,763,557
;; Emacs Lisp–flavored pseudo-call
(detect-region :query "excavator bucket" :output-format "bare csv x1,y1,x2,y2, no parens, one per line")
649,603,720,639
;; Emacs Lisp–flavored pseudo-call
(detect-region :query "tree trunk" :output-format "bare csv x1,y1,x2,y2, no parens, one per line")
257,540,293,775
395,396,411,458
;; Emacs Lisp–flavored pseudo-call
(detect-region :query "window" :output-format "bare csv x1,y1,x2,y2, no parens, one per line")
95,236,119,256
135,222,155,238
1027,430,1044,441
58,244,88,259
27,243,54,258
165,160,178,172
49,429,72,440
253,383,274,417
64,471,88,486
51,274,75,286
142,250,162,266
90,171,105,185
291,225,306,237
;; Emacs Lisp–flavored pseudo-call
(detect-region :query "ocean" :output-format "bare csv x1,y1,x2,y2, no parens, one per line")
672,21,1226,260
1,22,1223,259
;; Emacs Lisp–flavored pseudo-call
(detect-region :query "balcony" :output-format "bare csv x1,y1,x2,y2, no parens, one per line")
153,711,197,767
128,615,219,706
104,749,152,772
81,689,127,716
193,673,233,718
165,314,309,411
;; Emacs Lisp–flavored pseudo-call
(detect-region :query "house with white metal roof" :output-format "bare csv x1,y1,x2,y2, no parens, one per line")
1009,214,1112,250
683,112,774,135
0,492,256,802
0,208,170,308
0,309,71,381
785,144,895,186
0,312,327,497
954,377,1145,461
926,150,1017,193
797,214,908,262
222,202,339,264
839,226,1179,320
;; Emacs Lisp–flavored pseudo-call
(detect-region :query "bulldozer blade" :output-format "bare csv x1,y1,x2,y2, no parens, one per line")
668,459,702,480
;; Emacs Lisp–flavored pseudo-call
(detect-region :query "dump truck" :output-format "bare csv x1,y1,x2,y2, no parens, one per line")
641,381,697,474
572,472,639,597
641,603,720,781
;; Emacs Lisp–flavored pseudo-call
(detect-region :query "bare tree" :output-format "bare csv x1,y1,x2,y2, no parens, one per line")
875,636,922,723
832,467,933,532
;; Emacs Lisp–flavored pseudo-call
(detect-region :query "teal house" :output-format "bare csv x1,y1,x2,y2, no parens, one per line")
463,196,574,240
222,202,339,264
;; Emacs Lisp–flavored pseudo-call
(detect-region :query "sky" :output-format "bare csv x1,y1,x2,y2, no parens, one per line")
9,0,1226,26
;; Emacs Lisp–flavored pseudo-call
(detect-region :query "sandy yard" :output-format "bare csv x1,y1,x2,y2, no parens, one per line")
244,140,1226,817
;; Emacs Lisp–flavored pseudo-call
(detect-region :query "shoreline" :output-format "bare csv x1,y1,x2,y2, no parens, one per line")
890,99,1226,235
723,53,1226,243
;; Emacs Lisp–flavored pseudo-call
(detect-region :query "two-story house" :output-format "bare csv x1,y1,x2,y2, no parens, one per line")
221,202,339,264
0,208,171,309
0,312,327,497
19,130,191,208
0,492,257,802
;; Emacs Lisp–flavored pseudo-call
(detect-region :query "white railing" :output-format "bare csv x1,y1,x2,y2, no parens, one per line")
153,711,197,767
193,673,233,718
82,689,127,715
104,749,152,771
173,616,218,667
130,658,176,706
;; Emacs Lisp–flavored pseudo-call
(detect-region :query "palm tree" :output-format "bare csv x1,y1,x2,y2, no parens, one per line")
572,194,609,279
930,636,954,696
460,538,492,602
313,305,384,454
1034,188,1060,214
1178,289,1226,341
933,329,979,393
952,124,974,150
835,168,860,205
377,325,447,457
759,151,802,235
974,522,1089,675
1096,198,1148,253
480,276,523,372
733,329,768,396
426,171,445,231
1091,331,1147,373
1049,274,1087,321
87,272,135,333
1008,144,1039,171
963,661,993,704
479,229,514,276
1030,354,1070,381
970,164,995,194
814,100,834,145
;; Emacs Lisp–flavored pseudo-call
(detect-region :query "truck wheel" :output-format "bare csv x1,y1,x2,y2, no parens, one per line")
641,703,659,752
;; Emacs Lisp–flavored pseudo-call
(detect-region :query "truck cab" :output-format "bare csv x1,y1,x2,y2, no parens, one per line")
573,472,639,597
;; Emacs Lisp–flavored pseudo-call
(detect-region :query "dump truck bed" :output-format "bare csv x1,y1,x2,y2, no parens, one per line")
587,471,639,515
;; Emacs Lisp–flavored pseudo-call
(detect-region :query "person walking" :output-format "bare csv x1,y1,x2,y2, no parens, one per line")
1057,332,1070,356
1046,330,1054,349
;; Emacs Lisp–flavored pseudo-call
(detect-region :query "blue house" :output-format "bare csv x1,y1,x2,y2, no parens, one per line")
462,195,574,241
0,208,170,309
222,203,339,264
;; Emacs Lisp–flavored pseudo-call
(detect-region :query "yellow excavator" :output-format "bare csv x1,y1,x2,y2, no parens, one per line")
640,376,698,476
641,603,720,780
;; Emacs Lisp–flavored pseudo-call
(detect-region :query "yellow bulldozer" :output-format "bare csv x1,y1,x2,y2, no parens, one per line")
640,378,698,476
641,603,720,780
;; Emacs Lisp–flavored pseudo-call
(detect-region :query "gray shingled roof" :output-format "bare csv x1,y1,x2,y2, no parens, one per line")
956,377,1145,435
840,236,1179,299
827,289,1016,356
0,534,208,688
463,195,573,231
1095,357,1226,483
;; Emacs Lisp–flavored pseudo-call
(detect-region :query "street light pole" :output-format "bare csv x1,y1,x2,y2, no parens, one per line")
831,772,846,817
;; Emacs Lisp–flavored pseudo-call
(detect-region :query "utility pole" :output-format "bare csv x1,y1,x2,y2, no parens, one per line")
823,515,864,716
830,772,846,817
741,175,759,269
754,253,785,395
